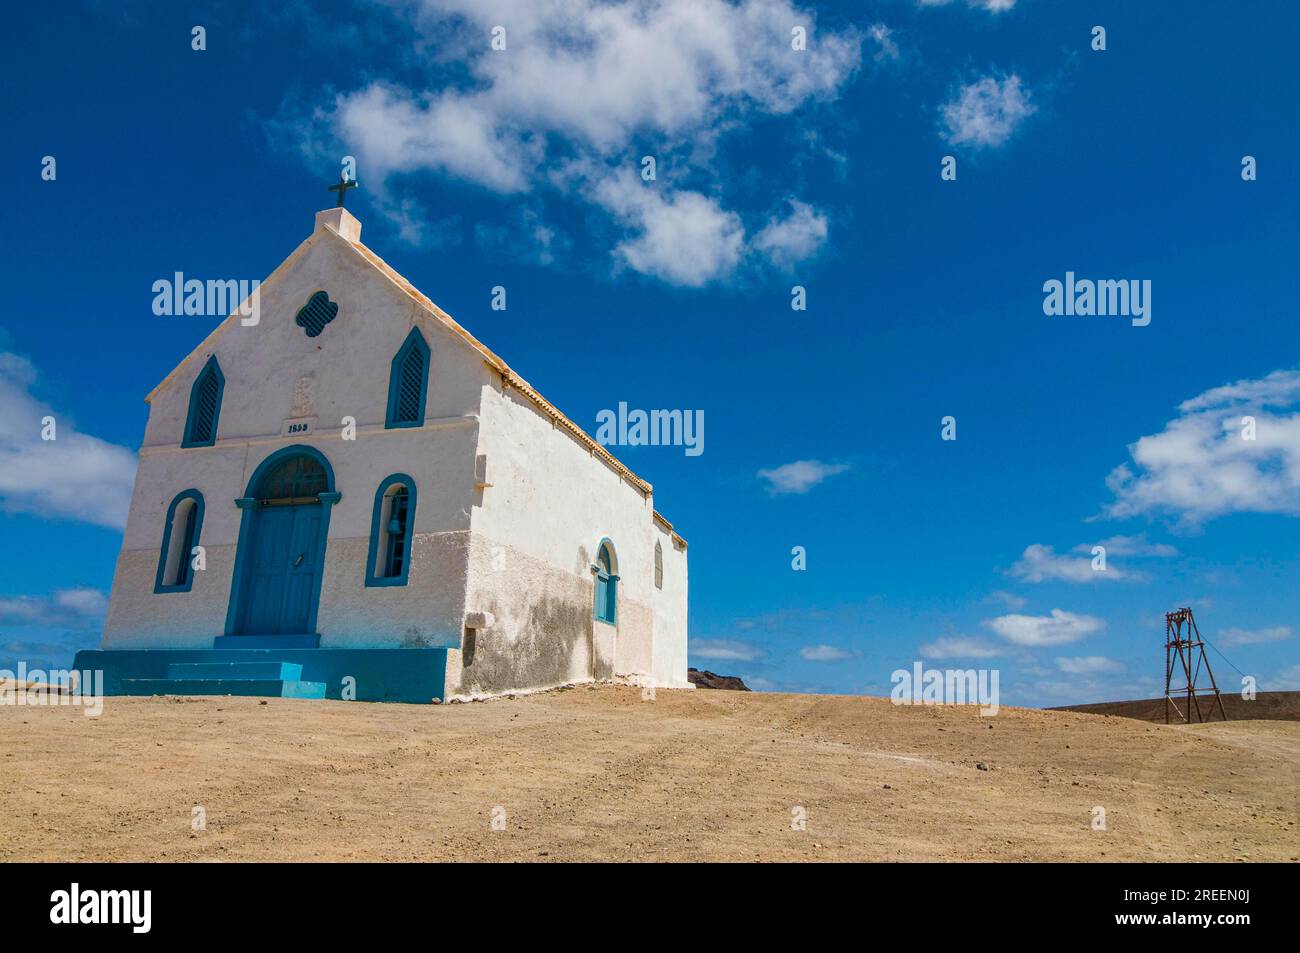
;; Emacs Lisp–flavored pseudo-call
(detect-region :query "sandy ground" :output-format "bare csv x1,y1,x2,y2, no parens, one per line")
2,684,1297,862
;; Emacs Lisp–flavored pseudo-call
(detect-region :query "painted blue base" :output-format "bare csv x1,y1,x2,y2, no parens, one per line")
213,634,321,650
121,677,327,699
74,647,452,704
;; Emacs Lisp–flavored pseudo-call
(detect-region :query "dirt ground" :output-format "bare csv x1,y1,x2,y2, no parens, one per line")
3,684,1297,862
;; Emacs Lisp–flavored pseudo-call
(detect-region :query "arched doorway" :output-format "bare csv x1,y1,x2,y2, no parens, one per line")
225,447,339,638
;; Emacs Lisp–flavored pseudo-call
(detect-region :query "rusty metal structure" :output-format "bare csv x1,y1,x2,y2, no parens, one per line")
1163,607,1227,724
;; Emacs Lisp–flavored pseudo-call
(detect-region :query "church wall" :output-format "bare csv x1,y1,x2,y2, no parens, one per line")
651,523,690,689
105,219,494,650
453,381,688,696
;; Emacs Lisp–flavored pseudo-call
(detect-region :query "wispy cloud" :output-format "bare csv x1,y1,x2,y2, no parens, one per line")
0,587,108,627
919,0,1017,13
1071,534,1178,558
1055,656,1124,675
0,352,136,531
1010,543,1137,583
919,636,1001,659
940,74,1035,149
985,609,1104,647
1219,625,1292,648
986,590,1026,610
800,644,853,662
757,459,849,495
691,638,766,662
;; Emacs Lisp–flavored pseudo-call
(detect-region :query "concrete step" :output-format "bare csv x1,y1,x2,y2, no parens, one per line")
120,678,326,699
166,661,304,680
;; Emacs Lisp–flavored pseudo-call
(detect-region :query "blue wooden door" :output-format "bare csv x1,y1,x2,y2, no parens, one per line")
240,504,322,634
280,506,322,633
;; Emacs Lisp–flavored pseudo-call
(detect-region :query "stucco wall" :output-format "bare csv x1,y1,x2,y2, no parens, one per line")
105,216,488,649
651,524,690,688
459,381,688,694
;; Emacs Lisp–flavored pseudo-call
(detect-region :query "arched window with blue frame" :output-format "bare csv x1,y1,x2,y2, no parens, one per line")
593,539,618,624
155,489,205,593
182,355,224,448
386,329,430,428
366,474,417,587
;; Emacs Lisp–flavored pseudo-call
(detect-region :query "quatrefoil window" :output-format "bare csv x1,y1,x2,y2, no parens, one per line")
296,291,338,338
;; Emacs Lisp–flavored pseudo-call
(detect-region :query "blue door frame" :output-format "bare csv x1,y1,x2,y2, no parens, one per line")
224,446,339,638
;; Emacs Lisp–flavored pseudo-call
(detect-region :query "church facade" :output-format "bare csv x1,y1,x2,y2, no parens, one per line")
77,207,689,703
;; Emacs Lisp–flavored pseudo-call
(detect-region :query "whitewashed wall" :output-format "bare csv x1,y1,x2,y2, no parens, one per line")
105,212,487,650
102,208,689,695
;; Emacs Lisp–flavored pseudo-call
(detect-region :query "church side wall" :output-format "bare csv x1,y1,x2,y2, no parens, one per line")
651,522,690,689
455,382,666,697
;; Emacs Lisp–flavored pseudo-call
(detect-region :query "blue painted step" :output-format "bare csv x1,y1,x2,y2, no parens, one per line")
120,678,326,699
166,661,304,680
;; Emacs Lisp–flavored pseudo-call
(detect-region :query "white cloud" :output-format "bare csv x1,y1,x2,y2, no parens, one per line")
986,590,1026,610
866,23,900,63
1010,543,1137,583
1055,656,1124,675
757,459,849,494
0,587,108,627
940,74,1035,148
1105,368,1300,524
918,0,1016,12
298,0,863,284
919,636,1001,659
691,638,765,662
800,644,853,661
752,200,829,269
0,353,136,531
985,609,1104,647
594,172,745,286
1219,625,1292,648
1071,534,1178,558
1273,665,1300,690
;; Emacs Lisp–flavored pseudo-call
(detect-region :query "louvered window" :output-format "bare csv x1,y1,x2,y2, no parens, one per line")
654,541,663,590
182,356,224,448
386,329,430,428
295,291,338,337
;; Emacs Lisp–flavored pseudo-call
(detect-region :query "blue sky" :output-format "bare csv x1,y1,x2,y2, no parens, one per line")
2,0,1298,705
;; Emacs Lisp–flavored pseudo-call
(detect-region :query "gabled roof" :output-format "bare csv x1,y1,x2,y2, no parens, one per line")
145,210,685,545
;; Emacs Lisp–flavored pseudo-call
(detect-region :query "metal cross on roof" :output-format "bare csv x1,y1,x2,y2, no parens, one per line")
327,173,359,208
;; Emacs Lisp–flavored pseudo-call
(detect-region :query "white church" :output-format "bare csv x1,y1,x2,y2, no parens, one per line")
76,204,690,703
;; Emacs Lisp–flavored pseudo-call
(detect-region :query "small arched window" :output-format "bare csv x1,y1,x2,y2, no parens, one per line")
183,356,224,448
366,475,417,587
155,490,205,593
654,540,664,590
386,329,430,428
593,539,618,624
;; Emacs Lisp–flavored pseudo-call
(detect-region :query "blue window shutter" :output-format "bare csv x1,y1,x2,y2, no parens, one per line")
182,356,224,448
386,329,430,428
